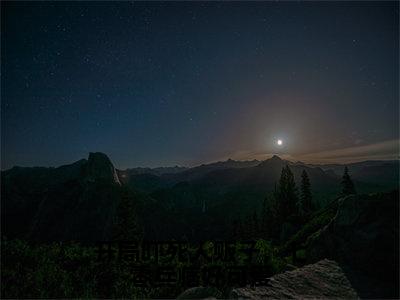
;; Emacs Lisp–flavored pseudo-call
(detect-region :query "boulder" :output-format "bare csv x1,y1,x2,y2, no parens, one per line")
230,259,358,299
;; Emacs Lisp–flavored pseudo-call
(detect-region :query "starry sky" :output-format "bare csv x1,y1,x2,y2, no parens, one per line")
1,1,399,169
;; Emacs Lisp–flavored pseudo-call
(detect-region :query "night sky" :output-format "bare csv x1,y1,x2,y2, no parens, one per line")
2,1,399,169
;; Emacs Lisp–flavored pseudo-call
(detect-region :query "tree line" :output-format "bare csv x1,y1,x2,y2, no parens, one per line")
233,165,356,242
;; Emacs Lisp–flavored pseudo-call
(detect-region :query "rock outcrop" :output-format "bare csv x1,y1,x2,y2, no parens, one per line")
230,259,358,299
306,190,399,298
84,152,121,185
1,152,123,241
177,287,223,299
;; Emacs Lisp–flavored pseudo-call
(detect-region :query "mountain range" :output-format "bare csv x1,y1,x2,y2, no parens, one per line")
1,152,398,241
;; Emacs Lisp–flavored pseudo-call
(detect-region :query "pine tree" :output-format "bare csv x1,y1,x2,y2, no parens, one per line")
276,165,298,222
300,170,314,215
341,166,356,195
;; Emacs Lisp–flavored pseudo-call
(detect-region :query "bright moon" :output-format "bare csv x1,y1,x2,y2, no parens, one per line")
277,139,283,146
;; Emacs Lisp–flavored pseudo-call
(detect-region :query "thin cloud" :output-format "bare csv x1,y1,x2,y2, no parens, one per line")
296,139,399,163
218,150,295,162
218,139,399,164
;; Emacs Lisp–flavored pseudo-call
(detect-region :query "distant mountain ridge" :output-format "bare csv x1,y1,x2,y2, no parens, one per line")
121,166,188,176
3,153,398,194
115,154,398,194
3,153,398,195
2,152,398,241
4,153,398,182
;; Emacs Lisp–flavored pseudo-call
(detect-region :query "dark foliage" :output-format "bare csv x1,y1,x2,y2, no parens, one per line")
275,165,299,223
341,166,356,195
299,170,314,215
1,239,286,298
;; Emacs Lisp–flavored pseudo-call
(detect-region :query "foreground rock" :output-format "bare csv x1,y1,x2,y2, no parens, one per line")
230,259,358,299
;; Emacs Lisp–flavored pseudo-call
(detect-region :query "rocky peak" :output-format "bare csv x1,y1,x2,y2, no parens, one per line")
84,152,120,185
258,155,284,168
270,154,282,161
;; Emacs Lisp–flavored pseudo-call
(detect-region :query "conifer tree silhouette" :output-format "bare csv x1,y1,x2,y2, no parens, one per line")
276,165,298,221
341,166,356,195
300,170,314,214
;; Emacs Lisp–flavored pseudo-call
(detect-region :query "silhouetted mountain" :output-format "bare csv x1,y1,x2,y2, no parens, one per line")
123,156,398,197
119,166,187,177
119,158,261,192
2,152,125,241
2,153,398,242
311,160,399,187
84,152,121,185
166,158,261,182
196,155,337,189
